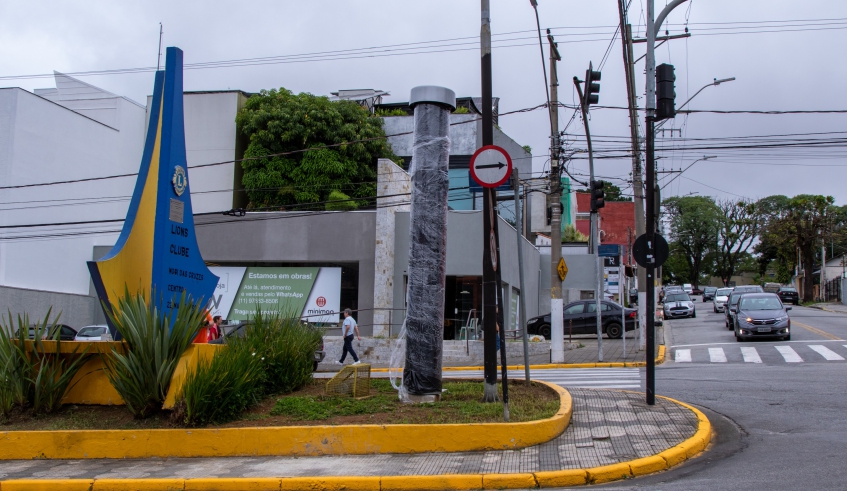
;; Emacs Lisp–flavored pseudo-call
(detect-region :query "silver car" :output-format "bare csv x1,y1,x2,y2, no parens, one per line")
712,287,734,313
75,325,112,341
663,293,696,319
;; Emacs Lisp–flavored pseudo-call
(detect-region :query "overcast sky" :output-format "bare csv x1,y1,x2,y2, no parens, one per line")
2,0,845,205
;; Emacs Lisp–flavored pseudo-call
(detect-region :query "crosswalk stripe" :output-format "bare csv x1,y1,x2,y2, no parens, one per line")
808,345,845,361
776,345,803,363
740,347,762,363
675,349,692,363
708,347,727,363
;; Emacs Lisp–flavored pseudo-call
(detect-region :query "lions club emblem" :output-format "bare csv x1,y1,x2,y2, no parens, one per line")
172,166,187,196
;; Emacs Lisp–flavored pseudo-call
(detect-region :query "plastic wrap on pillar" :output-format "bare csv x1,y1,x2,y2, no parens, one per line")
403,87,454,396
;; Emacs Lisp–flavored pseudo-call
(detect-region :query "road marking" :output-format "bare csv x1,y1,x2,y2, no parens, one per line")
672,339,845,348
776,345,803,363
708,347,727,363
792,321,842,341
740,347,762,363
675,349,692,363
808,345,845,361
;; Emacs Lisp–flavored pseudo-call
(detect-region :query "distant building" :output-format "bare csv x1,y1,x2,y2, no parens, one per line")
574,192,636,265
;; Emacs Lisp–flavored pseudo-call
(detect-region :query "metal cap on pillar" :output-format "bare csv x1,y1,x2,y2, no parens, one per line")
410,86,457,110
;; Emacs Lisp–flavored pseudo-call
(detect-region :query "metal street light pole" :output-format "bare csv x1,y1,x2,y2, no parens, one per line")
655,77,735,131
660,155,717,190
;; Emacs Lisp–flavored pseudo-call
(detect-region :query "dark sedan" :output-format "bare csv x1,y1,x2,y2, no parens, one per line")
526,300,637,339
15,324,77,341
777,287,799,305
734,293,791,341
702,286,718,302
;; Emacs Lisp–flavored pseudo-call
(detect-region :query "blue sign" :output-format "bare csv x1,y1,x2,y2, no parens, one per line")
598,244,621,257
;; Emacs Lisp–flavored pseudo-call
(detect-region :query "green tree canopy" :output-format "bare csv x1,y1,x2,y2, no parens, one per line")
236,89,399,210
663,196,721,288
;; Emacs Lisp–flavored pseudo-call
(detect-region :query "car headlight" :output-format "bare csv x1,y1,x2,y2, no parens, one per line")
775,316,788,323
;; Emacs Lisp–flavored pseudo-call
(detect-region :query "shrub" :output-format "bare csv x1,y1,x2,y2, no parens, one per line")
236,309,323,395
0,310,91,418
102,289,205,418
172,345,264,427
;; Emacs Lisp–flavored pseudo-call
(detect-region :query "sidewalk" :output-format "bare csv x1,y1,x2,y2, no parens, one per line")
319,327,664,371
0,388,703,487
809,302,847,314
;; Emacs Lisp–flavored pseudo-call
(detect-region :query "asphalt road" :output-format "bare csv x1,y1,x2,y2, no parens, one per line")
594,298,847,490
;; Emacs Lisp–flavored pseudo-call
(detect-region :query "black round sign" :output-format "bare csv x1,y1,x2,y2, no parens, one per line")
632,233,669,268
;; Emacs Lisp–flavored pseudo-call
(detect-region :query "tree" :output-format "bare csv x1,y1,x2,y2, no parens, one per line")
713,199,761,286
758,194,839,302
663,196,721,288
235,88,399,210
562,224,588,243
575,182,631,202
662,241,690,285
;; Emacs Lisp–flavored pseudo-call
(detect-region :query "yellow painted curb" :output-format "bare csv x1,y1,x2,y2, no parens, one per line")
0,392,709,491
0,381,570,460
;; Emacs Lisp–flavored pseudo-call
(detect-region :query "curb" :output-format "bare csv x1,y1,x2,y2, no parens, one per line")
369,344,666,372
809,304,847,314
0,392,708,490
0,381,571,461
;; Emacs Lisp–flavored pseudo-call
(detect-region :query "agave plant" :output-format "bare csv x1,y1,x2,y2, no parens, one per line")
0,309,91,416
102,288,205,418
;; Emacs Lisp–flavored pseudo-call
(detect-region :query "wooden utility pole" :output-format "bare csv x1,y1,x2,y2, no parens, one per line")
547,31,565,363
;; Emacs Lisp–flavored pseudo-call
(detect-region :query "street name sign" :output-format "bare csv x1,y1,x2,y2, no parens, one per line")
469,145,512,188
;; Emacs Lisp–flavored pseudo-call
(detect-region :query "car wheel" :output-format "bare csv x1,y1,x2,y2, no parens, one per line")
691,310,696,319
736,333,742,342
713,306,718,313
313,361,319,372
784,334,791,341
539,324,551,339
606,323,623,339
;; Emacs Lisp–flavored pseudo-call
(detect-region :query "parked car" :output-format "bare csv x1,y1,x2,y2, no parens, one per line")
75,325,112,341
777,287,799,305
15,324,77,341
713,287,734,313
692,286,704,296
734,293,791,341
209,322,326,371
702,286,718,302
629,287,638,305
526,300,637,339
683,284,694,294
725,285,764,330
663,292,696,319
763,282,782,294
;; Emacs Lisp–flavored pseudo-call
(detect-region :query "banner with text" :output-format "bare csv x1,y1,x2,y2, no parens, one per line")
208,267,341,323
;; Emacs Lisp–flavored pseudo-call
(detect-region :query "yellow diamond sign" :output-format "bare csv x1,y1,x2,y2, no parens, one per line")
557,257,568,282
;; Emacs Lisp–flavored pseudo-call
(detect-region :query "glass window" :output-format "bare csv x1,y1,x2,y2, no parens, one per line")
564,303,585,315
740,296,784,310
665,293,691,303
586,302,613,313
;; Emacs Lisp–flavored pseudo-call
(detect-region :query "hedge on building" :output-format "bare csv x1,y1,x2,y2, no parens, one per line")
236,89,400,211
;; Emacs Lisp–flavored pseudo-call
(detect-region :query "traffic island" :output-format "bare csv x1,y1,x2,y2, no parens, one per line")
0,388,709,489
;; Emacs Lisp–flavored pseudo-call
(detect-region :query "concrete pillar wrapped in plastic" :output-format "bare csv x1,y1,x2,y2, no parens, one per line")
403,86,456,399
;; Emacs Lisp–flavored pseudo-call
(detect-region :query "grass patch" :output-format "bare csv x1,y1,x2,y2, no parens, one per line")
269,379,559,424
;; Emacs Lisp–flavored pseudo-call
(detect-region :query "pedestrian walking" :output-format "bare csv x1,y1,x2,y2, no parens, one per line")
336,308,361,365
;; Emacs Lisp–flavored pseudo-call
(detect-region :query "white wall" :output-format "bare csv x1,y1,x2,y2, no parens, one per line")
0,88,145,295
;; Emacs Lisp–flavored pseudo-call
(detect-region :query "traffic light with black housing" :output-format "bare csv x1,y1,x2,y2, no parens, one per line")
583,62,601,106
656,63,676,120
590,180,605,211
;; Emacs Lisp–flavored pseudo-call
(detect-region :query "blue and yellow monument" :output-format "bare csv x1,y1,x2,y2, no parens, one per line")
88,47,218,335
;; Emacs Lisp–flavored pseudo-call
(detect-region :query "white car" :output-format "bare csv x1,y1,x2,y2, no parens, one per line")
712,287,734,313
683,283,693,294
75,325,112,341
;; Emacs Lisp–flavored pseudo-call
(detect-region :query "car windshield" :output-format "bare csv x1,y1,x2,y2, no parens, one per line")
665,293,690,302
705,287,717,292
740,297,784,311
716,288,733,297
78,327,105,336
780,288,797,293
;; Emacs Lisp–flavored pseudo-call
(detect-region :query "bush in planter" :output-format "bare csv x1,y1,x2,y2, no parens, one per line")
0,310,91,418
172,343,264,427
102,289,205,418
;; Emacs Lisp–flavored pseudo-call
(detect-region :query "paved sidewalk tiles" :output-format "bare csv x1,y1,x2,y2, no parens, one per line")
0,388,697,481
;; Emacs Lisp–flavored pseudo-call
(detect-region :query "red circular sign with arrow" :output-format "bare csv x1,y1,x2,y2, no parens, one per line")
470,145,513,188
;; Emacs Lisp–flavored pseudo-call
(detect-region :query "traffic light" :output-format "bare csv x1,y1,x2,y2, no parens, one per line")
590,180,605,212
656,63,676,120
583,62,601,106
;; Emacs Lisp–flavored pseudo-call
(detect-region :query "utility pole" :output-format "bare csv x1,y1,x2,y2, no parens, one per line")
617,0,648,350
513,169,531,384
547,30,565,363
480,0,501,404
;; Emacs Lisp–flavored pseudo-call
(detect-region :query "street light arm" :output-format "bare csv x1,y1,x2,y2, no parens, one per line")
655,77,735,130
654,0,689,38
661,155,716,190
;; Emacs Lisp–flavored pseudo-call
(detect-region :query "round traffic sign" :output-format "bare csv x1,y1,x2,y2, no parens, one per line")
470,145,512,188
632,233,670,268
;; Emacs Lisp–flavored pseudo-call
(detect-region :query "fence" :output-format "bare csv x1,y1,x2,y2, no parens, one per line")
824,277,842,302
